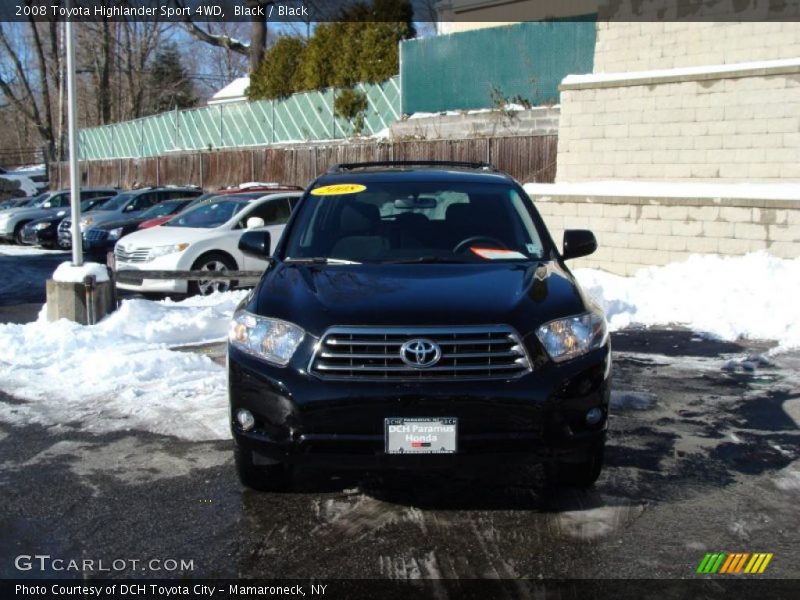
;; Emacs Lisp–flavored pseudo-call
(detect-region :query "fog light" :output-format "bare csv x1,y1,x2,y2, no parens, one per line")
236,409,255,431
585,407,604,425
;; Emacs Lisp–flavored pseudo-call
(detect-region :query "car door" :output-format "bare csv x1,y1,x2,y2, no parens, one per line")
237,197,293,270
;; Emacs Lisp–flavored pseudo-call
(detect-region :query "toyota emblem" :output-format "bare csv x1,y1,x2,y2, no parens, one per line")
400,339,442,368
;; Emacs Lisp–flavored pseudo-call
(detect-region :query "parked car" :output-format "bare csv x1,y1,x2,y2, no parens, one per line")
81,197,197,256
0,195,44,211
0,187,118,244
227,161,610,493
114,190,302,295
59,186,203,249
20,196,113,248
138,185,303,230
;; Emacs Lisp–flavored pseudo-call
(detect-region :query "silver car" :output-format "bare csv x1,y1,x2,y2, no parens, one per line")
0,188,117,244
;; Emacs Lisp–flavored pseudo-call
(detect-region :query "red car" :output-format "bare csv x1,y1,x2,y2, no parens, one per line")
138,184,304,230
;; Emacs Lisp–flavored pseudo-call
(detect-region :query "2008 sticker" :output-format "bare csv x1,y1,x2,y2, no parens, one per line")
310,184,367,196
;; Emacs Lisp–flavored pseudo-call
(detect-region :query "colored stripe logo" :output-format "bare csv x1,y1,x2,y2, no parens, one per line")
697,552,773,574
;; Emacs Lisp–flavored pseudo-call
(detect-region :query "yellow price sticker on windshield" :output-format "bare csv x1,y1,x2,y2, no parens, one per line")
310,183,367,196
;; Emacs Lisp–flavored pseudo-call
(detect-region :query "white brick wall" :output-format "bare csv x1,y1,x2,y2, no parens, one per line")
557,66,800,183
534,195,800,276
595,22,800,73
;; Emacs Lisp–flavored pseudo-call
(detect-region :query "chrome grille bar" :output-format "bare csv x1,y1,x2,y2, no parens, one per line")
309,325,532,382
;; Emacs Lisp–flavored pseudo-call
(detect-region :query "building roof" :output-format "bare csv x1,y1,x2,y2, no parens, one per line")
208,77,250,105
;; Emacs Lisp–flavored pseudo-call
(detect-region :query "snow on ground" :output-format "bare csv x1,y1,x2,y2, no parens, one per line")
575,252,800,351
52,261,109,283
0,244,66,256
0,290,247,441
0,174,37,196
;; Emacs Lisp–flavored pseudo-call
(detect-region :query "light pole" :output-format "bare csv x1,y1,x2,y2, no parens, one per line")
65,14,82,266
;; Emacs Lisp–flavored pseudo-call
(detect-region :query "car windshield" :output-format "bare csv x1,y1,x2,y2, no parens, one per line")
98,193,134,211
163,199,246,228
283,181,547,264
140,200,185,219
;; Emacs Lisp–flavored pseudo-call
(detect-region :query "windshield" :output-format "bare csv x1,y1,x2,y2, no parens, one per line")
98,193,134,211
140,200,184,219
29,193,51,208
163,199,246,228
283,181,547,263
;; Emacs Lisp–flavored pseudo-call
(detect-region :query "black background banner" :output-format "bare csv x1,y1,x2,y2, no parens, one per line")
1,0,800,23
3,579,800,600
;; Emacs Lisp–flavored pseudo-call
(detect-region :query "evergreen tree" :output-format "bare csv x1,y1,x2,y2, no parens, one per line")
146,42,197,114
248,36,307,100
248,0,415,100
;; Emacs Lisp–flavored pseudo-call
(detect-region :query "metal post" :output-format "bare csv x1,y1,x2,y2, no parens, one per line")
65,15,82,266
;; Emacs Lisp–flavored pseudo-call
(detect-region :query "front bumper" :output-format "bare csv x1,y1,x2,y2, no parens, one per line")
21,224,57,246
114,254,190,294
228,341,611,470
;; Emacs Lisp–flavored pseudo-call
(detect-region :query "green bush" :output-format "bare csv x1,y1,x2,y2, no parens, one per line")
334,88,369,135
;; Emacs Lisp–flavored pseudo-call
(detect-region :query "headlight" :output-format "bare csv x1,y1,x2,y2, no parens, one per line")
536,310,608,363
229,310,305,366
81,216,93,226
33,222,51,231
108,227,124,240
146,243,189,261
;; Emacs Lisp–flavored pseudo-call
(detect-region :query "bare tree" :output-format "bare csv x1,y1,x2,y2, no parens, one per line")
0,21,59,166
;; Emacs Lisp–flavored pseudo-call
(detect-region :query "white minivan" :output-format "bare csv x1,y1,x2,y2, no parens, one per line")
114,191,302,295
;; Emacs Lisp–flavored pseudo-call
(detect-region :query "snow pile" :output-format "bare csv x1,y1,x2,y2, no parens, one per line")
0,244,66,256
52,261,110,284
575,252,800,351
0,290,247,441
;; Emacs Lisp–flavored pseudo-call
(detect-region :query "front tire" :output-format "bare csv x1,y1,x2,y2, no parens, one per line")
547,442,605,488
188,252,237,296
14,222,30,245
234,445,292,492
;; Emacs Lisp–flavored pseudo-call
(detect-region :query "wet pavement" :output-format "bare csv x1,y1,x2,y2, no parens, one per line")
0,250,798,580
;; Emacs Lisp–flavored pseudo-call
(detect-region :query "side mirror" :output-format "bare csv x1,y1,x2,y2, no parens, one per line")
246,216,265,229
57,210,66,217
239,230,271,259
43,202,52,208
562,229,597,260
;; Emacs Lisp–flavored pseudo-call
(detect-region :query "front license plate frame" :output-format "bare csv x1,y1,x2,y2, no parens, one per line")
384,417,458,455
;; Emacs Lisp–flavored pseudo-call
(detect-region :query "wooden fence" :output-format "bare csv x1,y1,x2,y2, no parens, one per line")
51,135,557,190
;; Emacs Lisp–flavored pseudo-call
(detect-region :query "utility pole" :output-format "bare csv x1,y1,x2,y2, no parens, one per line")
66,13,82,266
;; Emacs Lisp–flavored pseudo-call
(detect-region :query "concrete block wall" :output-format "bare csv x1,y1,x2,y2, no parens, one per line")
557,61,800,182
390,106,559,140
595,22,800,73
530,193,800,275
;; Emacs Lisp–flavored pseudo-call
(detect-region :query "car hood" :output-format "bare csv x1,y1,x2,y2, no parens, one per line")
1,207,58,220
116,225,220,248
250,261,590,337
96,217,145,231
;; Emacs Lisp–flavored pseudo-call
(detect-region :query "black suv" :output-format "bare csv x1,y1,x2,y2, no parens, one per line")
228,162,610,491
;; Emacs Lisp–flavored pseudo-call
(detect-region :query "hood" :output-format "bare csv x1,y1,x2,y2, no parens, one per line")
81,210,119,224
139,216,171,229
251,261,589,337
95,216,145,231
116,224,219,249
1,206,57,220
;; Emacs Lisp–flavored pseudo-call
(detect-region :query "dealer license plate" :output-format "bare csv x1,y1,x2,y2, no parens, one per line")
384,417,457,454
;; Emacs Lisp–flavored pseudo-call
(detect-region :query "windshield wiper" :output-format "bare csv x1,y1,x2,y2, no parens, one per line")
284,257,361,265
382,256,472,264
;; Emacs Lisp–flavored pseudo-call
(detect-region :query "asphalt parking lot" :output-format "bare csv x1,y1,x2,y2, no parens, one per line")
0,249,798,580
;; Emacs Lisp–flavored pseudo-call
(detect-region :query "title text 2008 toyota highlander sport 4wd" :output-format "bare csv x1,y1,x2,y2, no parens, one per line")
228,161,611,491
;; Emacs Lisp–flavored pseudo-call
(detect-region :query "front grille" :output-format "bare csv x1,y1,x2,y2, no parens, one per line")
84,229,108,241
58,219,70,234
115,246,151,263
309,326,532,381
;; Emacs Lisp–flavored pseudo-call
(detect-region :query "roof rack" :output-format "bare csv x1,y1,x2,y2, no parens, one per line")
327,160,496,173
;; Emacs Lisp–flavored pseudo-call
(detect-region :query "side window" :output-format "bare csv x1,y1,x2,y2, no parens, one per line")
55,193,71,207
239,199,291,228
288,196,300,211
